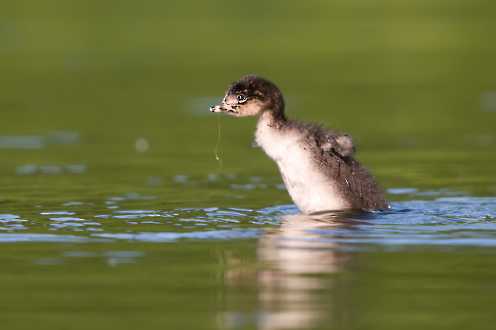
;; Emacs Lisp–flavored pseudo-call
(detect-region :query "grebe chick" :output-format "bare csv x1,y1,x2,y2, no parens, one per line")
210,75,388,213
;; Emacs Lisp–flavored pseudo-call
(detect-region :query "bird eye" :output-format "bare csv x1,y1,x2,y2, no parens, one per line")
236,94,247,103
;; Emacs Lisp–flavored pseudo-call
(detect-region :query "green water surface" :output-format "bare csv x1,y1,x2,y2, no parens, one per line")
1,1,496,329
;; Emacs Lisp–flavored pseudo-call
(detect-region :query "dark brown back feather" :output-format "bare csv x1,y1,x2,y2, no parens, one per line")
283,119,388,210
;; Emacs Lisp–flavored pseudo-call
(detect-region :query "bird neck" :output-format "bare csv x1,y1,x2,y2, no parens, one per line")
258,108,286,130
269,88,286,122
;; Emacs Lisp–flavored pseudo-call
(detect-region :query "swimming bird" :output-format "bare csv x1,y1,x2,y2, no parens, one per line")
210,75,388,213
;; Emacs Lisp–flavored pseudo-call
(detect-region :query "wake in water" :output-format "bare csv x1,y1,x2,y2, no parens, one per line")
1,195,495,247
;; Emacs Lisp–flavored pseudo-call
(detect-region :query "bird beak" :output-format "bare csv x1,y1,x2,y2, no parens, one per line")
209,102,239,115
209,104,225,113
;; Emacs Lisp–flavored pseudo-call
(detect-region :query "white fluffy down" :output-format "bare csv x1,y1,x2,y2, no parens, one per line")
255,115,350,213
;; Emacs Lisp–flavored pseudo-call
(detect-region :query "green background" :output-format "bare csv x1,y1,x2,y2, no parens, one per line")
0,1,495,329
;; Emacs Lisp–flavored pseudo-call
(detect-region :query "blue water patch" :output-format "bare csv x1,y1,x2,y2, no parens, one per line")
0,197,495,248
93,229,262,242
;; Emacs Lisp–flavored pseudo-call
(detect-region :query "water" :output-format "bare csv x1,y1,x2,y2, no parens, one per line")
2,195,496,245
1,0,496,329
1,188,496,329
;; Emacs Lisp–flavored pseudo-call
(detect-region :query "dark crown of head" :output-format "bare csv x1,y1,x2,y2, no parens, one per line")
228,75,278,98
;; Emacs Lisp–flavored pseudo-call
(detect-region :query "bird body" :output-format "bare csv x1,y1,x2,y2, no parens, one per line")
255,111,350,213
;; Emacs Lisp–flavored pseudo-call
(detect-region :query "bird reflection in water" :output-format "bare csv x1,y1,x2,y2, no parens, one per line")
219,210,366,330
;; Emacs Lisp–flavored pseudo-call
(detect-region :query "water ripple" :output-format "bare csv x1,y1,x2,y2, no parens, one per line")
0,196,494,247
93,229,262,242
